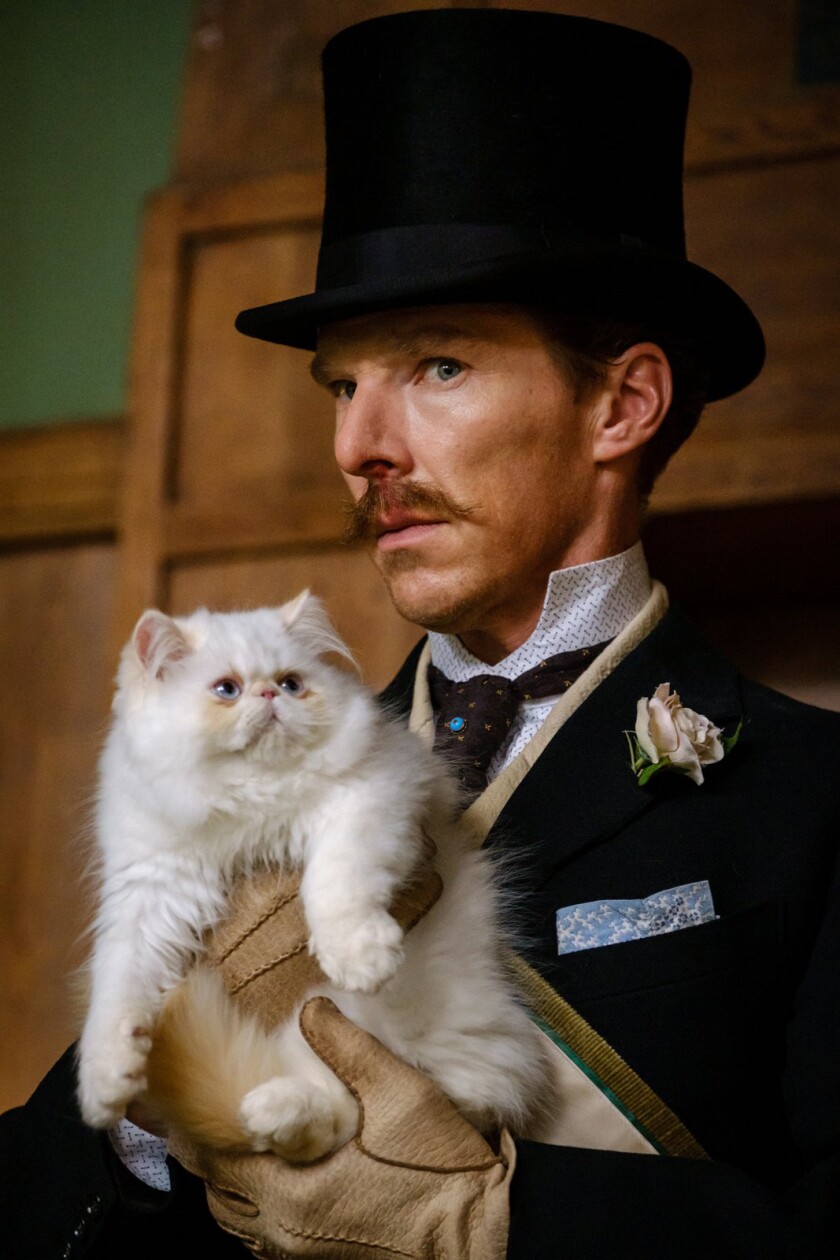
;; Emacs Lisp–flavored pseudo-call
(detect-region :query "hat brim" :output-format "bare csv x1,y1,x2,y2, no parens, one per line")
234,243,764,402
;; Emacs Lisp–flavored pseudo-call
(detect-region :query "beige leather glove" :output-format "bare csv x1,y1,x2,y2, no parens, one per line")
168,862,513,1256
170,995,514,1259
204,862,442,1033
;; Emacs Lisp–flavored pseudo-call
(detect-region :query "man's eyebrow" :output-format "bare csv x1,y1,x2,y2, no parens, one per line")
310,324,487,386
309,354,334,387
391,324,486,355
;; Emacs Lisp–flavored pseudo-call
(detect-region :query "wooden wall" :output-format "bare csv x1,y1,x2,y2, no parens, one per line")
2,0,838,1113
0,425,122,1109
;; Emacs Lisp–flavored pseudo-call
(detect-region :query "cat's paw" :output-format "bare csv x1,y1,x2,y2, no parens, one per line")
311,911,404,992
239,1077,358,1163
77,1022,153,1128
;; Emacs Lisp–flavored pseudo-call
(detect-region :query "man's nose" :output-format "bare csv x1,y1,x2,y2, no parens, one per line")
333,382,412,482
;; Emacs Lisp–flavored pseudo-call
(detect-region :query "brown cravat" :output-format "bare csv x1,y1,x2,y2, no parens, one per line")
428,641,611,795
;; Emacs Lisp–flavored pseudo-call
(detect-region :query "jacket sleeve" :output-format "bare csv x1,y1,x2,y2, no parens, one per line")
0,1045,245,1259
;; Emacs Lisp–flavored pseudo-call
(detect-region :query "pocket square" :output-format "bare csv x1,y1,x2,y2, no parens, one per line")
556,880,717,955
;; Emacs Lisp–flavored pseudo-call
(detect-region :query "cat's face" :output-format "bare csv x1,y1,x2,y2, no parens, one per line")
116,592,355,764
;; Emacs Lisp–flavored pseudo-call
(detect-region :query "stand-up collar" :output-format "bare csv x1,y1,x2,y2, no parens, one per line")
429,542,651,682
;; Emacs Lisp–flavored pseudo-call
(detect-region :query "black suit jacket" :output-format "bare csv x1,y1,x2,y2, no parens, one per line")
381,604,840,1257
3,605,839,1257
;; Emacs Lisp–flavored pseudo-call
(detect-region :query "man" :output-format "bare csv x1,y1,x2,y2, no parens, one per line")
2,9,838,1257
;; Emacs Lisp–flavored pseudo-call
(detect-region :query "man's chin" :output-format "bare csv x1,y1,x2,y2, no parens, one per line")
376,561,477,634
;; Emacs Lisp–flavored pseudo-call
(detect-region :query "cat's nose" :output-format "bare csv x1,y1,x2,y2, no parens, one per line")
260,688,278,701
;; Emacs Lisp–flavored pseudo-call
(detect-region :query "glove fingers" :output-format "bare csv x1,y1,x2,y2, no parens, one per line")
299,997,501,1171
207,866,444,1033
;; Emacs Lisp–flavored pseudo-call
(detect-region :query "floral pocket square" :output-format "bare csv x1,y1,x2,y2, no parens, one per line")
556,880,717,955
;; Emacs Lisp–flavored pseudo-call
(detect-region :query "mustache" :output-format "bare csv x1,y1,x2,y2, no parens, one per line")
343,480,473,545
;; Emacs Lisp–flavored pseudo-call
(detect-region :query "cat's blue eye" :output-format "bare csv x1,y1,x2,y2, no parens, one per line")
212,678,241,700
278,674,305,696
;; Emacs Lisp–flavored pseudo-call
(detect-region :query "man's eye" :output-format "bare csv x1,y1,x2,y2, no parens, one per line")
426,359,463,383
331,380,356,400
211,678,241,700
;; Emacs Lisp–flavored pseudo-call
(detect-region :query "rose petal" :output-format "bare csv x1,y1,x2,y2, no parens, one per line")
697,734,724,765
635,699,658,762
676,707,724,763
667,728,704,783
647,696,680,757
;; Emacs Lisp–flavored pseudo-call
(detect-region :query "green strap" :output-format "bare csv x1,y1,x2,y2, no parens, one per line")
509,952,708,1160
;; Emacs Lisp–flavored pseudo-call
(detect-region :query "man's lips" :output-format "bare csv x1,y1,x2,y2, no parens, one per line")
374,513,445,550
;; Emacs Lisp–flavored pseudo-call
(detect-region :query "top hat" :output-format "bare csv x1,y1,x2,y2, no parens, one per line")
235,8,764,401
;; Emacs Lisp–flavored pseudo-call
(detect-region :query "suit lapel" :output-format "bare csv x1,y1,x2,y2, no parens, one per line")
489,606,744,887
378,609,744,891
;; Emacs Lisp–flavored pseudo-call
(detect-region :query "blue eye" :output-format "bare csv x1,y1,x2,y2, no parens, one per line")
278,674,305,696
429,359,462,382
212,678,241,700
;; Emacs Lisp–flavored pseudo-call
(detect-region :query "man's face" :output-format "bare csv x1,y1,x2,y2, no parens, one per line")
312,304,603,654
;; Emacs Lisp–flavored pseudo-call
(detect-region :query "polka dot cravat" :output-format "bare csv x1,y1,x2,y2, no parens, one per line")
428,640,611,795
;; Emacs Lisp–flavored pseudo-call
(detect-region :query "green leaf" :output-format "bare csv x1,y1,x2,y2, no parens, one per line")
721,719,743,756
637,757,671,786
624,729,650,773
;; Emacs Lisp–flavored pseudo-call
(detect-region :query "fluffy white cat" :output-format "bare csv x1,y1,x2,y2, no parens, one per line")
76,591,551,1161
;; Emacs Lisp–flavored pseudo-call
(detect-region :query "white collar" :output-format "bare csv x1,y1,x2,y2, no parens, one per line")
428,542,651,682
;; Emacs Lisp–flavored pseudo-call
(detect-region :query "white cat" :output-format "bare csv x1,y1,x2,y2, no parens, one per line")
76,591,551,1161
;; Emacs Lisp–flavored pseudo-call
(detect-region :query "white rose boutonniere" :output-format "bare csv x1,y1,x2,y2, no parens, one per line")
628,683,742,787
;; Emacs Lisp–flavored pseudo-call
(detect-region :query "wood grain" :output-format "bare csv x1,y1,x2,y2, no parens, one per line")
175,0,840,183
0,544,115,1110
0,420,122,543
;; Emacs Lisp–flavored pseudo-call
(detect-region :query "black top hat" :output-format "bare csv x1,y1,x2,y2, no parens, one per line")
235,7,764,400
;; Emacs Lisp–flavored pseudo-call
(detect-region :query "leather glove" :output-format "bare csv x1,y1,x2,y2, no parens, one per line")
168,861,512,1256
204,861,442,1033
170,994,514,1259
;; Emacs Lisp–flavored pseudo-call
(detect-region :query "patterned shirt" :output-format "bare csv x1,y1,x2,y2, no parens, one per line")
428,542,651,779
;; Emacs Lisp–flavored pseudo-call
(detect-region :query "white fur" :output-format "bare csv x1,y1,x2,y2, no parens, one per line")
77,594,551,1158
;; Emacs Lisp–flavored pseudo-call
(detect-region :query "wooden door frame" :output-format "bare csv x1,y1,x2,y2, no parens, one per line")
112,168,328,653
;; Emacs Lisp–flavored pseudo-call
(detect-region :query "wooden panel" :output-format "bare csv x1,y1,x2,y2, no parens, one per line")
0,543,115,1110
651,154,840,512
175,228,337,510
168,546,422,693
0,419,122,543
176,1,840,182
499,0,840,171
176,0,453,181
113,164,420,688
112,170,330,649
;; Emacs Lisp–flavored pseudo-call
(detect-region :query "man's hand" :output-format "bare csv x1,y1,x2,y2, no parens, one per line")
169,995,514,1259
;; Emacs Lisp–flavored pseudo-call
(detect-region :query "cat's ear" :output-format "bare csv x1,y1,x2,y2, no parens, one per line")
132,610,191,680
280,590,358,671
281,588,312,628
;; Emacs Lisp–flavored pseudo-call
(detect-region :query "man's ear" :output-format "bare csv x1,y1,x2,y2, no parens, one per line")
591,343,672,464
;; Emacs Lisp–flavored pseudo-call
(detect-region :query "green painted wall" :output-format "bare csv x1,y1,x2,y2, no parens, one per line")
0,0,193,430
